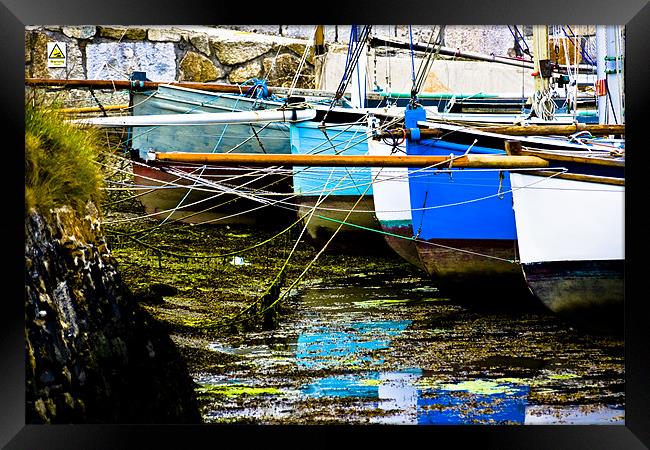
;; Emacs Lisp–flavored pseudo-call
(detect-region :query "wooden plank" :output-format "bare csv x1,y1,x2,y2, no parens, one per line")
505,140,624,168
519,170,625,186
476,123,625,136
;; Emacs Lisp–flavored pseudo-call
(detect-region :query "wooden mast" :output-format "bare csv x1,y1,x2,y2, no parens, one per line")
532,25,550,93
313,25,326,90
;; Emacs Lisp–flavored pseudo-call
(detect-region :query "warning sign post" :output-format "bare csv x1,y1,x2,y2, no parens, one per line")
47,43,67,68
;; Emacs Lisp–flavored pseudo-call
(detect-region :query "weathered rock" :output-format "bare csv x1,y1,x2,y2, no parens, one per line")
444,25,513,58
179,51,222,82
221,25,282,36
263,53,314,89
98,26,147,41
189,34,211,56
86,42,176,81
278,42,315,65
148,28,182,42
25,204,201,424
228,61,262,83
25,32,31,64
212,39,273,65
62,26,97,40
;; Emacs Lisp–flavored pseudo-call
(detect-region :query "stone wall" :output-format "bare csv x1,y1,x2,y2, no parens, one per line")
25,25,319,108
25,203,201,423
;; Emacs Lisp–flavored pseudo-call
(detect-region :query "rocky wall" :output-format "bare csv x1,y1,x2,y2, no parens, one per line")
25,203,201,423
24,25,318,107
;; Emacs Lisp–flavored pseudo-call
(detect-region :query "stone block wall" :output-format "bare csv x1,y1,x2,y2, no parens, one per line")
24,25,319,107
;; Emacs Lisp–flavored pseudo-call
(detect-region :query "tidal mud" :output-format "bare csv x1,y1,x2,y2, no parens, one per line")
104,203,624,425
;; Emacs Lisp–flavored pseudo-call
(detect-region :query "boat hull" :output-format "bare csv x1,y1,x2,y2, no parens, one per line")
368,138,425,270
522,260,623,317
405,111,530,301
132,161,293,225
290,120,386,250
129,85,291,224
509,169,624,328
414,237,531,303
296,195,388,252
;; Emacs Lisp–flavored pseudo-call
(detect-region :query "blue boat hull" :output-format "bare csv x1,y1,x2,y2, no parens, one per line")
404,107,530,301
289,121,386,249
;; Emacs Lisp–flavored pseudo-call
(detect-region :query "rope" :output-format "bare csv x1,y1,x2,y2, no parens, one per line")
323,25,372,122
412,26,445,98
107,211,306,260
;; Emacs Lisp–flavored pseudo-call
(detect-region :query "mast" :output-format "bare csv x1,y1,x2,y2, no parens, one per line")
313,25,326,90
532,25,551,93
350,25,368,109
530,25,556,120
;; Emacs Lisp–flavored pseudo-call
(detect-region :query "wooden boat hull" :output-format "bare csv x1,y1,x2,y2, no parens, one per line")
522,260,623,317
129,85,292,224
132,161,293,225
414,237,532,303
296,195,387,252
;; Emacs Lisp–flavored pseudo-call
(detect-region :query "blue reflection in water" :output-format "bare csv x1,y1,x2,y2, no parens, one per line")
296,321,410,369
301,374,381,398
300,371,529,424
416,383,530,425
296,319,529,424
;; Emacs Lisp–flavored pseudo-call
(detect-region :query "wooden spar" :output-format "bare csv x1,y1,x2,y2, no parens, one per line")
26,78,250,94
520,170,625,186
149,152,550,168
532,25,551,93
504,140,624,168
58,104,129,113
373,123,624,140
26,77,337,99
72,109,318,127
367,35,596,74
472,123,624,136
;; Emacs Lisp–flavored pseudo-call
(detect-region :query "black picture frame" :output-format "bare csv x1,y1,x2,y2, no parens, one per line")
4,0,648,448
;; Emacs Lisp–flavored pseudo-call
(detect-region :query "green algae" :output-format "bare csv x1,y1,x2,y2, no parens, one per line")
438,380,523,396
196,384,282,398
548,373,581,380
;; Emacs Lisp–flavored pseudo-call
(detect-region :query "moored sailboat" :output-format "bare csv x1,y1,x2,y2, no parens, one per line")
506,142,624,329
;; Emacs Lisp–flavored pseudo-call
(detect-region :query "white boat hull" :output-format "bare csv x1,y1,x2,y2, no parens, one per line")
509,172,624,326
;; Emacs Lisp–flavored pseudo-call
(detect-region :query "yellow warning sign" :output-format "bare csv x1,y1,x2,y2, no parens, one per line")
47,42,67,68
49,44,65,59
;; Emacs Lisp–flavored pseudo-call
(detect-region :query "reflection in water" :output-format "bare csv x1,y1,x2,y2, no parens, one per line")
297,320,530,424
415,380,529,425
296,321,410,369
200,273,624,424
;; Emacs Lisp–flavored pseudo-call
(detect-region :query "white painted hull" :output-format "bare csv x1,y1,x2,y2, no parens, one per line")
367,139,411,224
368,138,425,270
509,172,624,324
509,173,624,264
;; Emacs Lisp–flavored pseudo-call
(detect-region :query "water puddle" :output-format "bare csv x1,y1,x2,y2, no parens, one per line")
196,272,624,425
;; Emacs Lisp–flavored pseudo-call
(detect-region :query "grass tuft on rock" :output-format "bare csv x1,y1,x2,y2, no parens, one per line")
25,96,104,215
